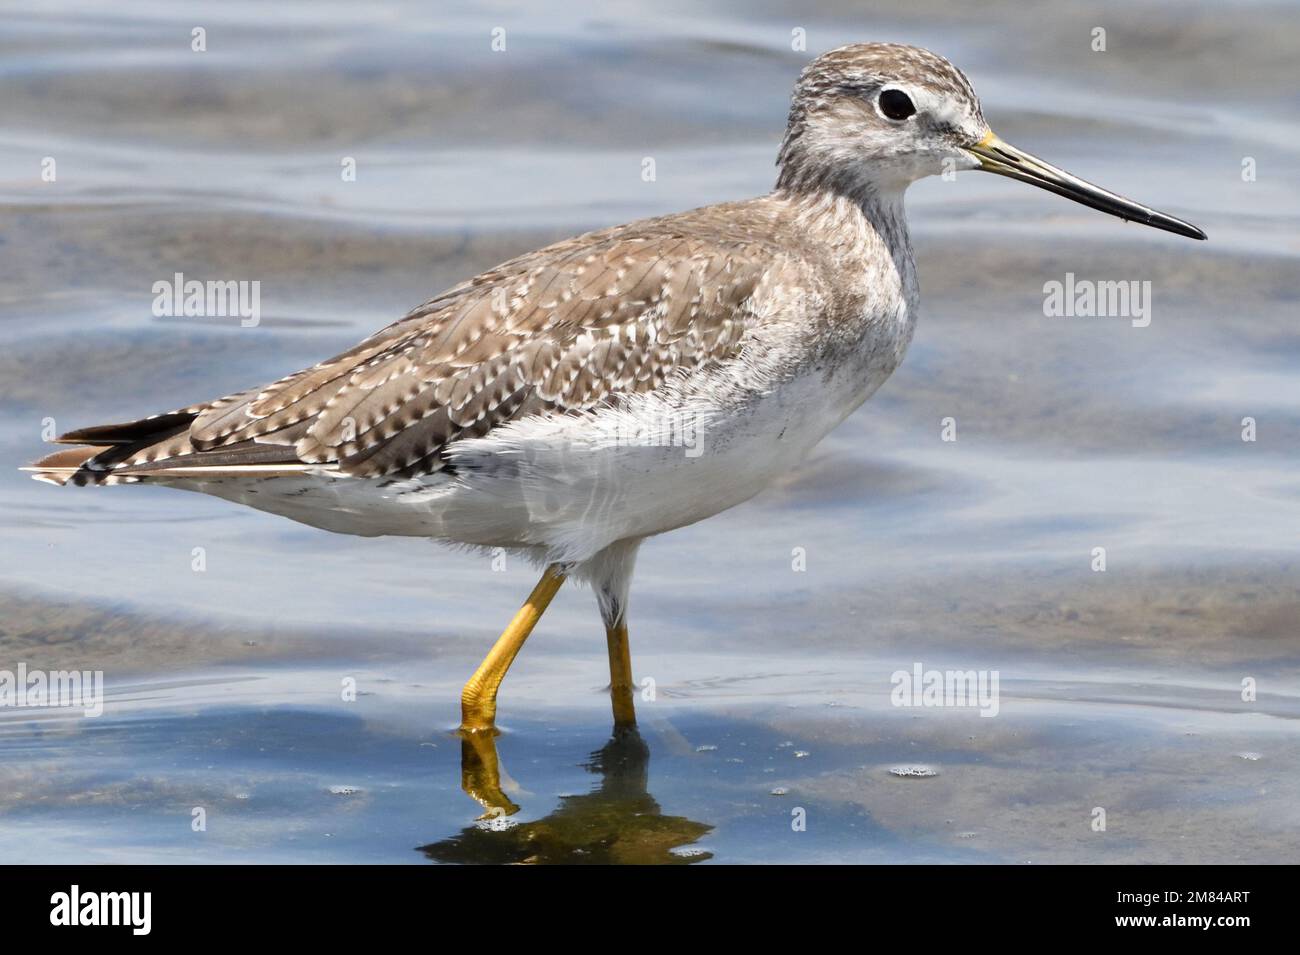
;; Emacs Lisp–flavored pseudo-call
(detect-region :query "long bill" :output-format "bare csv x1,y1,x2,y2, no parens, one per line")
965,131,1206,240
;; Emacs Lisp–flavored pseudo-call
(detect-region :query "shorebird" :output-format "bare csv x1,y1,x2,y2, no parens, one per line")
29,43,1205,735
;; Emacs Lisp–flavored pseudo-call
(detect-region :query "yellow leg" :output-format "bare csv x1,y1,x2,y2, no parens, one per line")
605,620,637,728
460,566,565,733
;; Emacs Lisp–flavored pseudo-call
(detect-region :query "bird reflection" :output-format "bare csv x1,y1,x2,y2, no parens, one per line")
418,726,713,864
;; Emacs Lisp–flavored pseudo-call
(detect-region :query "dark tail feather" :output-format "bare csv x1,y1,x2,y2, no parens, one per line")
28,411,321,485
55,411,199,445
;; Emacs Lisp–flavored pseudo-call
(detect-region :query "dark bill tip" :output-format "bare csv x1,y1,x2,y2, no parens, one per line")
967,134,1207,241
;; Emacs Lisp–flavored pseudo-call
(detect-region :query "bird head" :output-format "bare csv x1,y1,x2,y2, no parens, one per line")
777,42,1205,240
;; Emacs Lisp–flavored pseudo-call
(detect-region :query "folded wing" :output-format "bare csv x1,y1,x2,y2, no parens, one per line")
32,227,775,486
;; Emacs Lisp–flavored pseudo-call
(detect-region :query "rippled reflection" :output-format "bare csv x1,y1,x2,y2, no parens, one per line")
419,727,713,864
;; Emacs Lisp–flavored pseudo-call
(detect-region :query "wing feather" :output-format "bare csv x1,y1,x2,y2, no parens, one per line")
45,219,794,484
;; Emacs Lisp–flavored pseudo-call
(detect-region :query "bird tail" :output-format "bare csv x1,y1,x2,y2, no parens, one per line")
23,445,113,486
24,411,324,485
23,412,198,486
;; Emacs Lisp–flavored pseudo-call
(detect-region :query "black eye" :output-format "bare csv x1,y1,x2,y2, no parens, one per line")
878,89,916,121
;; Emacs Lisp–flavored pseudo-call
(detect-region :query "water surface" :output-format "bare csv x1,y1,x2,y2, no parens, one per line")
0,0,1297,863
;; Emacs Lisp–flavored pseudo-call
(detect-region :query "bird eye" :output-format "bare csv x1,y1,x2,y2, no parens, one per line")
878,89,916,121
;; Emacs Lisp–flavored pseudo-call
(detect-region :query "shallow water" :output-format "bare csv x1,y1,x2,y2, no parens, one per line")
1,0,1298,863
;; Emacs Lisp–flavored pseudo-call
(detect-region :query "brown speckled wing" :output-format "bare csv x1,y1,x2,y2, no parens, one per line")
61,227,770,482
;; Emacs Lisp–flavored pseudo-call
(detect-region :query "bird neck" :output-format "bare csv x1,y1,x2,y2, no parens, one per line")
773,182,913,278
775,127,915,207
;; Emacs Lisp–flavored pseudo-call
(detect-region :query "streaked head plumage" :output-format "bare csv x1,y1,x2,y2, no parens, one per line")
777,43,989,195
776,42,1205,240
